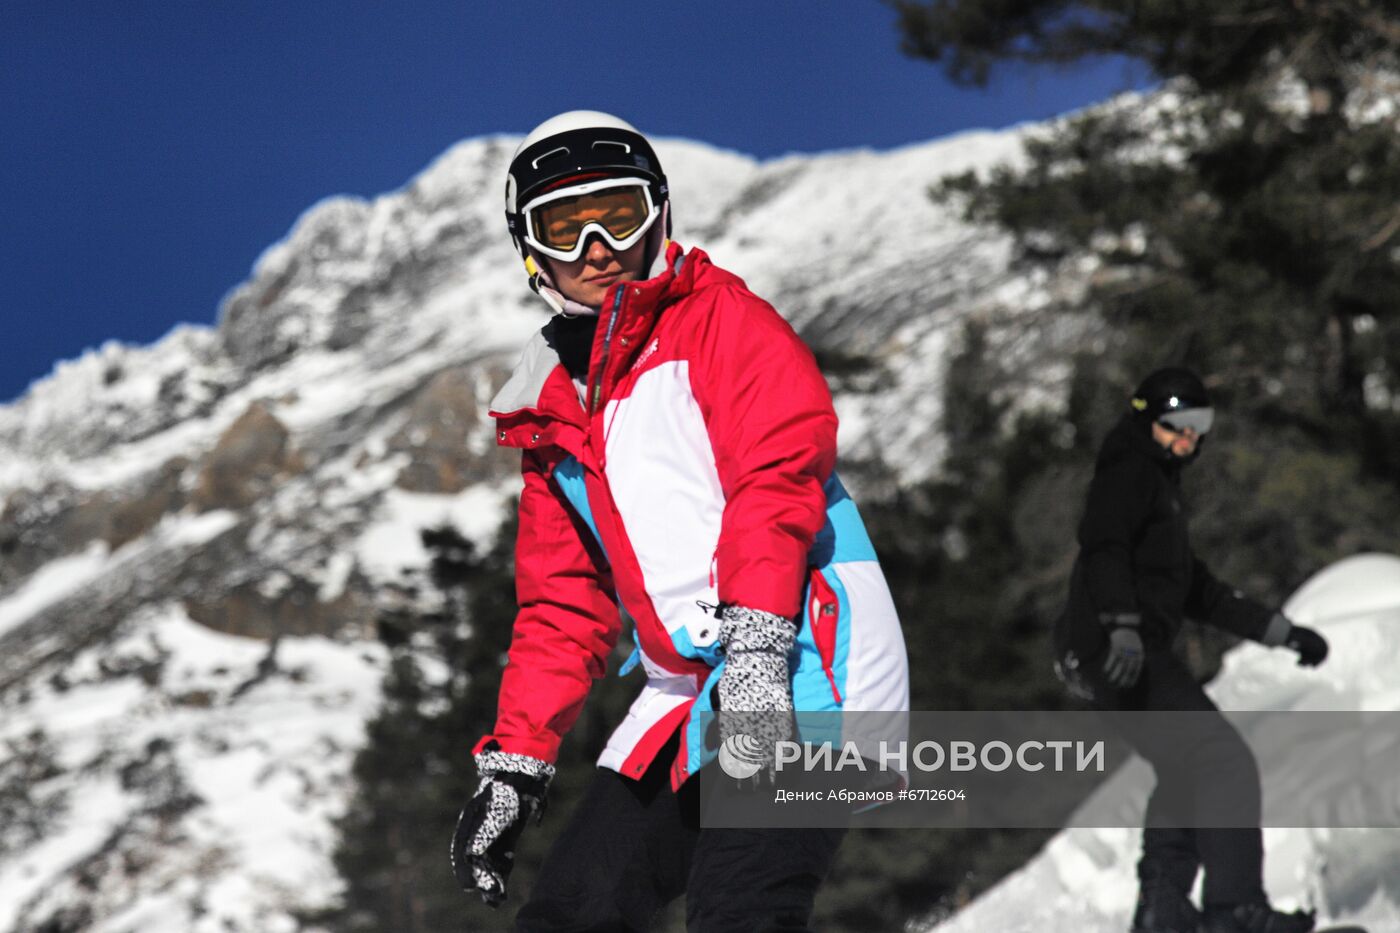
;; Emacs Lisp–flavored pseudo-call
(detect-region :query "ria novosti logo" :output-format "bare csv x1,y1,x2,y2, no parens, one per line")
717,733,768,779
717,734,1107,778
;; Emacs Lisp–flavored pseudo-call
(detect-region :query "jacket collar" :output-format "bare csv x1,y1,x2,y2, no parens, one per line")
605,240,700,327
488,242,709,448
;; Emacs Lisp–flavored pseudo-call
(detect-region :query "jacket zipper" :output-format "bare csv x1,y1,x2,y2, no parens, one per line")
591,286,627,414
810,570,844,705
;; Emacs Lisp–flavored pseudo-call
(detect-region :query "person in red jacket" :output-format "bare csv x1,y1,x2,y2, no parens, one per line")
450,111,909,931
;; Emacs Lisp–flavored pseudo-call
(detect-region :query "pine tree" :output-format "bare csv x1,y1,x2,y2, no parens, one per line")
320,515,637,932
894,0,1400,470
893,0,1400,600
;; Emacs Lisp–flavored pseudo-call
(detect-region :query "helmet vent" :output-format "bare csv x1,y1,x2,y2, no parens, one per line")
531,146,570,170
592,139,632,154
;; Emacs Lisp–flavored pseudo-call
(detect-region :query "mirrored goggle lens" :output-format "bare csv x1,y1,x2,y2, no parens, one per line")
1158,407,1214,435
529,186,651,253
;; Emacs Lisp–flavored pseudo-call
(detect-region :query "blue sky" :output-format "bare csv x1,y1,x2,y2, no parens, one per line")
0,2,1148,402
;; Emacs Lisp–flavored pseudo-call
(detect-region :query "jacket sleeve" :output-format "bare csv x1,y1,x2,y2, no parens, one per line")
1185,556,1273,641
690,286,837,621
475,449,621,763
1077,461,1152,616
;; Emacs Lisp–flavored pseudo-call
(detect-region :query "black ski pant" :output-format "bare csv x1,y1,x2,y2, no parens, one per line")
515,732,845,933
1089,648,1265,909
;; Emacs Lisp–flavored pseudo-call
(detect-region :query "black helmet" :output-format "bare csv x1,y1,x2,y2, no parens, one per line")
1131,367,1214,436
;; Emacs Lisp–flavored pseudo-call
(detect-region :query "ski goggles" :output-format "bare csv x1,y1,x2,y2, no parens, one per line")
521,177,660,263
1157,406,1214,435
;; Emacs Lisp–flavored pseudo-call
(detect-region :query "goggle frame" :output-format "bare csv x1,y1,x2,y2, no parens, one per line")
521,177,660,263
1157,406,1215,436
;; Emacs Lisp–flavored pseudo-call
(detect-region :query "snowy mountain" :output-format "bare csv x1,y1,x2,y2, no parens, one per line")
921,554,1400,933
0,122,1097,931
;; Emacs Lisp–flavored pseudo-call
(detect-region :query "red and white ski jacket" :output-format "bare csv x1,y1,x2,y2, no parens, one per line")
477,242,909,787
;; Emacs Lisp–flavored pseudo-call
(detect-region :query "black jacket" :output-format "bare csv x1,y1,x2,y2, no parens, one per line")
1056,414,1273,663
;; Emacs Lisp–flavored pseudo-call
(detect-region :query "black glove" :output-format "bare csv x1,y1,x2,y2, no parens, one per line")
450,743,554,907
1284,624,1328,667
716,604,796,782
1099,612,1144,689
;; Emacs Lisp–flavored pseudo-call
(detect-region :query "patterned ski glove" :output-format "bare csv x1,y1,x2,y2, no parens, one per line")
716,604,797,777
450,743,554,907
1099,612,1144,689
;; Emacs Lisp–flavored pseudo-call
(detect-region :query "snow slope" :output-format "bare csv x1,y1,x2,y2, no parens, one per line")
0,602,387,933
924,554,1400,933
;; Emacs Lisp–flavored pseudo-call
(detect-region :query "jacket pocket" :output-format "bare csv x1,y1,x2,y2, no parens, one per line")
807,568,844,705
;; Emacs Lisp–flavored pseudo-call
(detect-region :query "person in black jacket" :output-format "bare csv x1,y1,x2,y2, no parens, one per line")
1054,368,1329,933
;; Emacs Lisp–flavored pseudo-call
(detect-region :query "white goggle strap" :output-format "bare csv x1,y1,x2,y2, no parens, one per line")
645,201,673,280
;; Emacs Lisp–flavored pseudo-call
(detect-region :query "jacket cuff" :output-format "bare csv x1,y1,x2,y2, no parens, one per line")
473,733,561,764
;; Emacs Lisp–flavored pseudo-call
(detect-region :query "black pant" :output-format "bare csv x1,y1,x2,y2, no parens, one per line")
1089,649,1265,908
516,735,845,933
